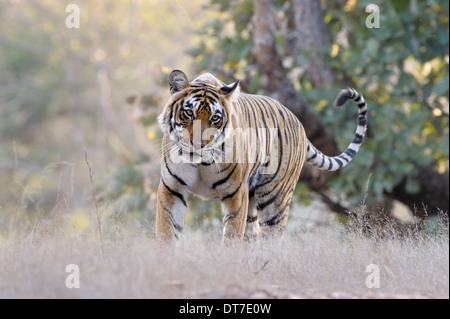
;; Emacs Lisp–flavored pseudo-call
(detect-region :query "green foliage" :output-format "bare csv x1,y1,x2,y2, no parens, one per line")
101,151,153,219
0,1,212,234
187,0,256,86
324,0,449,204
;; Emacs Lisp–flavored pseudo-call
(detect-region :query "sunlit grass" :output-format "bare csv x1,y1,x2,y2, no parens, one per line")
0,210,447,299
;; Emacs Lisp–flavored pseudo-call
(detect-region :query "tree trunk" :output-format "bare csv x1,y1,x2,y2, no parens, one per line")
290,0,334,87
252,0,338,188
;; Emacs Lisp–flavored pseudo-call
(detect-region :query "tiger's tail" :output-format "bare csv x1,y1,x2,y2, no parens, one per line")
306,88,368,171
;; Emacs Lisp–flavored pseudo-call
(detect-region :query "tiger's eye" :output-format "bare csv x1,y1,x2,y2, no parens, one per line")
211,115,220,122
185,109,194,117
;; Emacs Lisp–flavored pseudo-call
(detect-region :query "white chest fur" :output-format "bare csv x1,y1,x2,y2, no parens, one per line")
167,162,223,199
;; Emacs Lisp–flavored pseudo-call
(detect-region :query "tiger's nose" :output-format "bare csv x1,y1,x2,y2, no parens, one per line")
193,142,207,149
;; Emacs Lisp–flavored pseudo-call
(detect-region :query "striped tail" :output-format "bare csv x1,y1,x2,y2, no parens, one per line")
306,88,368,171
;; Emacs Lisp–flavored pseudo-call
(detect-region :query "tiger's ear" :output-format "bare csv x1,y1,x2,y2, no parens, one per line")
168,70,190,95
219,80,240,98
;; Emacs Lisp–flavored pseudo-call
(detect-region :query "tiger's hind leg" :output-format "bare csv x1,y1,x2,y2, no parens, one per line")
255,183,297,240
254,134,305,239
244,190,260,241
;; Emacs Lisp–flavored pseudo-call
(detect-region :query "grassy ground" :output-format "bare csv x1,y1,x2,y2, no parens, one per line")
0,214,448,299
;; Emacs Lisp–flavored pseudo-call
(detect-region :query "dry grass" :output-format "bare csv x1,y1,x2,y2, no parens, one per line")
0,214,448,299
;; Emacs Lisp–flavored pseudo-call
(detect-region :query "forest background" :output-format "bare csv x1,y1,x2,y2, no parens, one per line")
0,0,448,236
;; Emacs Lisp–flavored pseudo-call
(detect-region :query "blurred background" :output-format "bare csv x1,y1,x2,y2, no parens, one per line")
0,0,448,238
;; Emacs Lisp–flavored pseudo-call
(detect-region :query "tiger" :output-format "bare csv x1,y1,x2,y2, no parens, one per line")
156,70,367,244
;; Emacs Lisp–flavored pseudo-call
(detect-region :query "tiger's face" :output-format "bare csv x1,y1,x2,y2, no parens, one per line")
173,93,227,151
159,70,239,162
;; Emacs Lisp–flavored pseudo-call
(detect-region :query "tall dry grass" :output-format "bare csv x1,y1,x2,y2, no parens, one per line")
0,210,448,299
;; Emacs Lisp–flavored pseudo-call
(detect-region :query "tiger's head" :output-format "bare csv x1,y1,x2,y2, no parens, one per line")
158,70,239,163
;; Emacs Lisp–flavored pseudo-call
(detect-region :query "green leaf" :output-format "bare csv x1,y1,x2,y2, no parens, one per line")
405,177,421,194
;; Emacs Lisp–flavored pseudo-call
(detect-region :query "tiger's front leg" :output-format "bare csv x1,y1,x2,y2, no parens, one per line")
221,186,249,243
155,178,188,244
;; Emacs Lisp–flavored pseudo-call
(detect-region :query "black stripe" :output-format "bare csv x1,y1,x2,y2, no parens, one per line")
256,188,280,211
173,101,183,124
172,222,182,233
164,207,183,233
248,97,260,165
164,162,186,186
357,102,365,108
352,133,364,144
334,157,343,168
220,116,228,137
219,163,233,173
224,212,238,224
213,163,238,189
219,141,226,162
168,100,176,133
338,154,350,163
276,107,295,186
161,178,187,207
259,96,278,126
277,105,286,122
260,202,290,226
253,97,273,166
247,215,258,223
223,200,244,225
207,91,219,100
243,96,259,176
191,89,220,100
221,179,243,200
319,154,325,167
253,126,283,188
240,97,252,148
164,153,187,186
349,89,356,98
166,209,183,233
191,93,203,100
345,148,356,158
201,161,213,166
